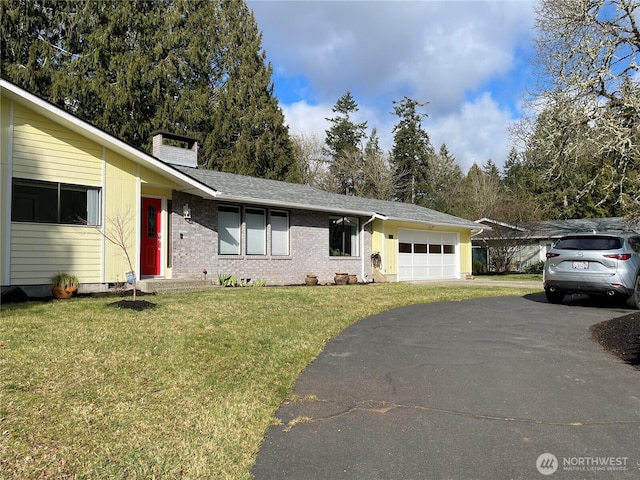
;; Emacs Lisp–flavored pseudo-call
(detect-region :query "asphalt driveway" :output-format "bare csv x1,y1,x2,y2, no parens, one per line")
252,294,640,479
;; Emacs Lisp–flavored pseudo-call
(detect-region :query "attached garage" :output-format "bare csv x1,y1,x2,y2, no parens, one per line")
397,228,459,281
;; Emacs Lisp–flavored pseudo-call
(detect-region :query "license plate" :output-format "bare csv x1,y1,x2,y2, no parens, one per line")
572,261,589,269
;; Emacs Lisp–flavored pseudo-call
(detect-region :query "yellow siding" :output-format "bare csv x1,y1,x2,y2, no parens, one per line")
103,150,139,281
10,224,102,284
142,186,172,198
3,92,179,286
12,104,103,186
140,165,180,189
372,220,472,277
0,97,10,284
459,230,472,275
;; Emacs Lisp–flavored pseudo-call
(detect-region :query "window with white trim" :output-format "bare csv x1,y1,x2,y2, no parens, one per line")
218,205,241,255
11,178,101,225
218,205,290,256
329,216,359,256
246,207,266,255
271,210,289,256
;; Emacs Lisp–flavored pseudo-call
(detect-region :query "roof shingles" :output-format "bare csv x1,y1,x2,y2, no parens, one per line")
176,167,481,230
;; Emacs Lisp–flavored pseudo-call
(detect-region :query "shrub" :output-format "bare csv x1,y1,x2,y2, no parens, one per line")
217,273,266,287
522,260,545,274
473,259,487,275
50,272,79,289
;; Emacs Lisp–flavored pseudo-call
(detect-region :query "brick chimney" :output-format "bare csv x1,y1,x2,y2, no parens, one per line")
151,131,198,168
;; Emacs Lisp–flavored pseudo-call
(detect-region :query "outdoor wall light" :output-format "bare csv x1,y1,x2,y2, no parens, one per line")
183,203,192,220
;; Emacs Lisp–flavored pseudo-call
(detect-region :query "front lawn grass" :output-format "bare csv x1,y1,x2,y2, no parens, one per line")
1,283,540,479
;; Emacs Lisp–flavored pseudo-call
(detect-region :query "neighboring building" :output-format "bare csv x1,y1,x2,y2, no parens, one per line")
472,217,635,272
1,78,486,297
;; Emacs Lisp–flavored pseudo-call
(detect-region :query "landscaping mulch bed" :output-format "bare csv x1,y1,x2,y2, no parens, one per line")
591,313,640,369
108,299,156,311
1,287,157,311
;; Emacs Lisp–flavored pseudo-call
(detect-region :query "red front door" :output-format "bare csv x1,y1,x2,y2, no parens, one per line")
141,197,162,276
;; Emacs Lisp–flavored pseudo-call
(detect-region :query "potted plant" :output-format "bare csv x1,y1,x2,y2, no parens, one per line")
334,273,349,285
50,272,79,299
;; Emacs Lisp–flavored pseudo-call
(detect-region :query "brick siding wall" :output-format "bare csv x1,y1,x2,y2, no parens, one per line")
171,191,373,285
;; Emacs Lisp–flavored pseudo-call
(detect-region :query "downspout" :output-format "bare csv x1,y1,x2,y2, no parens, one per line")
470,227,485,275
470,227,485,238
361,213,387,282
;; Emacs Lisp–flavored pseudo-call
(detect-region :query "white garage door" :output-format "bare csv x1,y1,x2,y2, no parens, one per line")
397,229,459,281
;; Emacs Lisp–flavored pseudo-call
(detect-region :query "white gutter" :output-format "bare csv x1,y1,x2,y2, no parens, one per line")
383,215,489,232
361,213,387,282
475,217,523,231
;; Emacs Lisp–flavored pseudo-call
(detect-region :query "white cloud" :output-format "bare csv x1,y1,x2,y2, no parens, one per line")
282,93,513,174
250,0,536,171
428,92,514,172
282,101,333,140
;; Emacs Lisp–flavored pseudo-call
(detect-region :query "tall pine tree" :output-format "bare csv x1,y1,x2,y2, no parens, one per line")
1,0,65,97
324,91,368,194
1,0,296,181
202,0,296,181
425,144,463,214
390,97,433,204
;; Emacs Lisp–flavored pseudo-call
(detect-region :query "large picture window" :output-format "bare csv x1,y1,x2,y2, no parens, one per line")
11,178,101,225
329,216,359,256
218,205,289,256
218,205,241,255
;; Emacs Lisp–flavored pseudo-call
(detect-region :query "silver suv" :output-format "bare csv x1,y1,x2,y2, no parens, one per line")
543,232,640,308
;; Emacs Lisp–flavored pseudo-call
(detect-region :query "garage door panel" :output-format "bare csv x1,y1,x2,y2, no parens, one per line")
430,266,443,278
398,228,459,281
413,266,429,279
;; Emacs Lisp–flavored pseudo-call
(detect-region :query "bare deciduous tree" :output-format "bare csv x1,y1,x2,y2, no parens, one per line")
526,0,640,214
291,133,329,188
87,213,138,300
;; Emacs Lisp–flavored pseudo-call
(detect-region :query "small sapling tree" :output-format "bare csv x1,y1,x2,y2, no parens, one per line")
83,212,138,300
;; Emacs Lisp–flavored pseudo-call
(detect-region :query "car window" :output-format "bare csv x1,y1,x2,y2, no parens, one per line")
628,236,640,253
555,236,622,250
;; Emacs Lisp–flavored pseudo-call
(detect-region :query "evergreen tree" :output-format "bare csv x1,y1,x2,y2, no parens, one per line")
1,0,296,181
501,148,543,221
390,97,433,204
202,0,297,181
482,159,501,182
502,148,524,190
1,0,65,97
425,144,464,214
52,0,175,146
324,91,368,194
518,102,624,219
324,91,368,157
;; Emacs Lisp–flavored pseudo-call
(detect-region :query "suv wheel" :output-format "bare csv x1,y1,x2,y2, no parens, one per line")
545,289,564,304
626,276,640,309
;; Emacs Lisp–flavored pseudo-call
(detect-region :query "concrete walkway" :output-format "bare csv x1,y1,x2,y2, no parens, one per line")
410,277,543,289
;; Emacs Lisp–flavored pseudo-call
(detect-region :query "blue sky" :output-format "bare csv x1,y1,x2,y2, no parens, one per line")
247,0,537,172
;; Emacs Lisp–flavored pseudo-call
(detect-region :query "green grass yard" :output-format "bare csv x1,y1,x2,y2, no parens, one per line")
0,283,540,479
